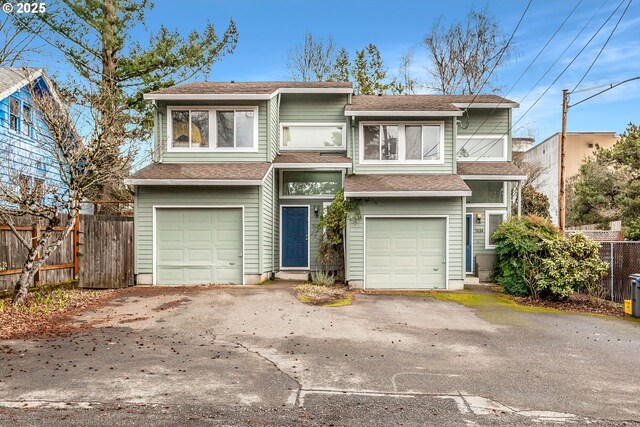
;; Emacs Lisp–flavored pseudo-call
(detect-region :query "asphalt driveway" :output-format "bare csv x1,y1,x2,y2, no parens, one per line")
1,282,639,426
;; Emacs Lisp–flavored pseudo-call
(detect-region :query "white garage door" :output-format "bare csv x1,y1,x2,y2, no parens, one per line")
365,217,447,289
155,208,243,285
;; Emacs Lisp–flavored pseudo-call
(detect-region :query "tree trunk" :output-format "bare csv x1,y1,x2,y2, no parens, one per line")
12,253,38,305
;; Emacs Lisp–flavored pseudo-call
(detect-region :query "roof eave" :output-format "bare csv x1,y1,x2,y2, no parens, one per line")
124,178,264,186
344,190,472,198
345,110,463,117
460,174,527,181
143,87,354,101
452,102,519,109
0,68,44,101
273,163,351,169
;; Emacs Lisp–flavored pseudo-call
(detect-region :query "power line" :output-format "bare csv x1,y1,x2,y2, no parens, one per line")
461,0,626,164
569,75,640,108
457,0,584,154
570,0,633,93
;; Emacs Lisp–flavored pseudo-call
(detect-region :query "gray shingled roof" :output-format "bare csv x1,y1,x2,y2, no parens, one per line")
345,94,516,113
345,174,471,195
457,161,526,177
149,81,352,95
128,162,271,182
0,67,42,97
273,151,351,164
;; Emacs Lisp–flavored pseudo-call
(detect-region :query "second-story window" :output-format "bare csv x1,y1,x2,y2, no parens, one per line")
22,103,33,137
168,107,257,151
281,123,345,150
9,98,20,132
361,122,444,163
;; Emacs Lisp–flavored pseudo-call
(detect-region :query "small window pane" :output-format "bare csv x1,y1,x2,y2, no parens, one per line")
422,125,440,160
457,136,504,159
190,111,209,148
381,125,398,160
22,104,32,136
282,171,342,196
171,111,189,147
283,126,343,148
9,98,20,131
405,126,422,160
488,214,505,246
467,181,505,204
216,111,234,148
235,110,254,148
363,125,380,160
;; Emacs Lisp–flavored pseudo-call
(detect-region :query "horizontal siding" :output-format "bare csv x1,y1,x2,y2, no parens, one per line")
352,117,455,174
346,198,464,283
279,93,349,123
135,186,261,275
157,100,269,163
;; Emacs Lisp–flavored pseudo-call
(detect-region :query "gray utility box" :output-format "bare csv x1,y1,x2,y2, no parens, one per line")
631,274,640,318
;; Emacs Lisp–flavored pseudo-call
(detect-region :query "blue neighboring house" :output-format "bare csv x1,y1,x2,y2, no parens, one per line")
0,67,64,199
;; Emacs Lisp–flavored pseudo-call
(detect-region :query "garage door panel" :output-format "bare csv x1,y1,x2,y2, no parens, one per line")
366,218,446,289
156,208,242,285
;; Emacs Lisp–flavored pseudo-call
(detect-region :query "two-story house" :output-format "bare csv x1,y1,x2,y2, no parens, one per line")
0,67,63,198
126,82,525,289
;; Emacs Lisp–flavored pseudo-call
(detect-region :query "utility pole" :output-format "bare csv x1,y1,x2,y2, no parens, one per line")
559,89,569,236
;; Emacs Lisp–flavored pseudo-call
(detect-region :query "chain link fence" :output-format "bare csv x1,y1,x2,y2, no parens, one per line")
597,242,640,303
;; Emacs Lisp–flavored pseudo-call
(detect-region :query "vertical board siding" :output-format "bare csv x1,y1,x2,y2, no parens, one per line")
346,198,464,282
157,100,268,163
135,186,261,275
279,93,350,123
79,215,134,289
352,117,455,174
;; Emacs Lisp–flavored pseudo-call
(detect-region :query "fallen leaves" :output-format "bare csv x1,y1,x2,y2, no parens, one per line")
294,283,352,307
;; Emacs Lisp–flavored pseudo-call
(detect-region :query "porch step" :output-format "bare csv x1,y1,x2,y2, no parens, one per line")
464,276,480,285
275,271,310,281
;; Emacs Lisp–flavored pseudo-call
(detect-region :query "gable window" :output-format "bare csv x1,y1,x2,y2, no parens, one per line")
485,211,507,249
22,103,33,137
457,135,507,161
281,171,342,198
167,106,257,151
281,123,345,150
9,98,20,132
466,181,506,205
360,122,444,163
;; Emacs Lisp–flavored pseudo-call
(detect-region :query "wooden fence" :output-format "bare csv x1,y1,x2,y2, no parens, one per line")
0,214,133,291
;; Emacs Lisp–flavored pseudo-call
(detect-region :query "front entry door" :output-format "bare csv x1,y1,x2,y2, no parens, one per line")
466,214,473,273
282,207,309,268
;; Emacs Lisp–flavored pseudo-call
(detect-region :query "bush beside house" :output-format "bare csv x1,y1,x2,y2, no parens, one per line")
493,215,608,302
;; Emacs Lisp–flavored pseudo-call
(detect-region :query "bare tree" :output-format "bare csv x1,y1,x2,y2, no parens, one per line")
423,9,511,94
397,49,417,94
287,33,336,81
0,15,42,66
0,75,132,305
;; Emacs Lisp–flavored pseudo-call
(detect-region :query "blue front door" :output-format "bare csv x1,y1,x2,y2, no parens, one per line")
282,207,309,268
466,214,473,273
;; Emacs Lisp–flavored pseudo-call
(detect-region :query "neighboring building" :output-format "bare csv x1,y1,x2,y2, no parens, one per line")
512,137,534,153
126,82,525,289
0,67,63,198
522,131,618,224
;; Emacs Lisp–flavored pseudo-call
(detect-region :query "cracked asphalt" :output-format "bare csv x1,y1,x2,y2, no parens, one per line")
1,282,639,426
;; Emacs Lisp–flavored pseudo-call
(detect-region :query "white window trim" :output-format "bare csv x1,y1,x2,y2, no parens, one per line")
8,97,21,134
456,134,508,162
279,122,347,151
466,182,508,207
279,169,344,199
166,105,259,153
485,210,507,249
358,121,445,165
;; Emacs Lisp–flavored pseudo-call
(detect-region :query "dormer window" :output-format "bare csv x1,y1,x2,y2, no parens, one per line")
167,106,257,151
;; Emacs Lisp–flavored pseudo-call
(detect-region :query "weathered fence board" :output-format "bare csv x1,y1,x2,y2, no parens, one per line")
0,214,133,291
597,242,640,303
78,215,133,289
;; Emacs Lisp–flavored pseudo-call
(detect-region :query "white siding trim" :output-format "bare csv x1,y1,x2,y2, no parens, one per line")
279,205,311,270
273,163,351,169
152,205,246,286
125,179,263,186
346,111,462,117
484,210,508,249
345,191,472,198
460,174,527,181
144,87,353,101
452,102,519,109
363,215,450,290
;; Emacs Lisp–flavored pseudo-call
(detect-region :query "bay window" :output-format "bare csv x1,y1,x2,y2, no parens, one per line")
168,107,257,151
281,123,345,150
360,122,444,163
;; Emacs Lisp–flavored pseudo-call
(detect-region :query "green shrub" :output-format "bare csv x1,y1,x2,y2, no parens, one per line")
311,271,335,287
492,215,559,297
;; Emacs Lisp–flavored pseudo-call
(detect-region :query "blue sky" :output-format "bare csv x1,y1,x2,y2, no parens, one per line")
35,0,640,144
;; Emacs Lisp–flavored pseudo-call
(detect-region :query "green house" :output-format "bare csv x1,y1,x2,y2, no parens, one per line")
126,82,525,289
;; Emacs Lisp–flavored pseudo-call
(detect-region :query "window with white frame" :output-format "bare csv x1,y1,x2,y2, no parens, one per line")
168,107,257,150
485,211,507,248
361,122,444,163
457,135,507,161
281,124,345,150
22,103,33,137
281,171,342,197
466,181,506,205
9,98,20,132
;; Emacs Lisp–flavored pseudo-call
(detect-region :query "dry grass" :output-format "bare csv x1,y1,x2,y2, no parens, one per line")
294,283,351,306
